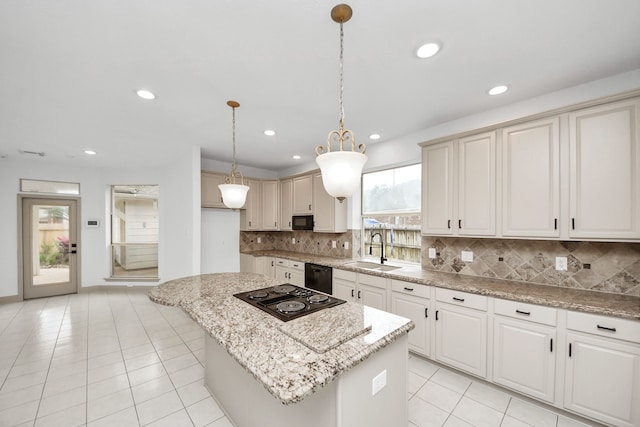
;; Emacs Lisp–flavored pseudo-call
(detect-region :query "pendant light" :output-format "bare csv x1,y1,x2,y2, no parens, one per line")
218,100,249,209
315,4,367,202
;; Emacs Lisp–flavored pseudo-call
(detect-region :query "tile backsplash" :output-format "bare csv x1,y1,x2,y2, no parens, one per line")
241,230,360,259
422,236,640,297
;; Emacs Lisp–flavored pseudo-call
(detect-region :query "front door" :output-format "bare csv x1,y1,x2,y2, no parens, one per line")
22,197,79,299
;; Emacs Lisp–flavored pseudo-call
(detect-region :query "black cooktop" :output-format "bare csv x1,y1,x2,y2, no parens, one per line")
233,284,346,322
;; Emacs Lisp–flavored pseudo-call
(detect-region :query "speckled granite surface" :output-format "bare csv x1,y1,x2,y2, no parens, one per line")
148,273,413,404
244,250,640,320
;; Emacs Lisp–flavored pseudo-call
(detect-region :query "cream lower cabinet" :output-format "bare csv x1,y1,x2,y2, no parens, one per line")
255,257,275,278
390,280,430,357
564,311,640,427
274,258,304,287
434,288,488,378
492,299,557,403
333,269,387,311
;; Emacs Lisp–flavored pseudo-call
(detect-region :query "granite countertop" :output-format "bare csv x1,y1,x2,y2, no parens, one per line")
148,273,414,404
244,250,640,320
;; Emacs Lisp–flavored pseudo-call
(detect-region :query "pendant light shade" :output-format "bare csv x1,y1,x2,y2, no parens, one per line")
218,100,249,209
316,4,367,202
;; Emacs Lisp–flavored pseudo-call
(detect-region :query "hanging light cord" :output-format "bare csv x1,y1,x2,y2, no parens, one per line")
338,21,345,132
231,106,238,174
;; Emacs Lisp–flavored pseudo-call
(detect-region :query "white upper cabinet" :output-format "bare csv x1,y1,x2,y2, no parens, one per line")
201,171,226,208
422,141,455,235
313,173,347,233
239,179,261,231
261,180,279,231
458,132,496,236
569,98,640,240
501,117,560,238
422,133,496,237
279,178,293,231
292,174,313,215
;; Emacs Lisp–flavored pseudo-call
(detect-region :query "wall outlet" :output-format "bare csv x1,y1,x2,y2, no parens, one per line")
344,241,349,250
291,238,296,244
428,248,437,259
332,240,337,248
257,237,261,244
556,256,568,271
461,250,474,262
372,369,387,396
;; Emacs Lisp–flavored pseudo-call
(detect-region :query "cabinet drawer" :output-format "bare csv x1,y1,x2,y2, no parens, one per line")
436,288,487,311
289,261,304,271
567,311,640,344
274,258,289,268
358,273,387,290
494,299,557,326
334,269,357,282
391,280,430,299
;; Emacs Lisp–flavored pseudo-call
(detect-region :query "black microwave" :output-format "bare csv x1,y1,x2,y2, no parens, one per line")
292,215,314,230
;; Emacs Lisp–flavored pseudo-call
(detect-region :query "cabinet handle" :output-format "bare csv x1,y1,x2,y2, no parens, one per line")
597,325,617,332
271,261,274,267
452,297,465,302
515,309,531,316
424,308,428,318
249,221,252,227
351,289,355,298
550,338,553,353
447,220,451,229
403,287,414,292
458,219,462,229
435,310,439,321
357,290,361,299
554,218,557,230
289,221,292,227
275,222,277,227
568,343,572,358
308,204,312,211
571,218,575,230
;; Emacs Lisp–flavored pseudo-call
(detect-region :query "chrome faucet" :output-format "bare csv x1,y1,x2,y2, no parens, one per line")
370,232,387,265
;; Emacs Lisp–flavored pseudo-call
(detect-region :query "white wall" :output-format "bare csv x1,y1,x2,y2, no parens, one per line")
0,145,201,298
201,209,240,273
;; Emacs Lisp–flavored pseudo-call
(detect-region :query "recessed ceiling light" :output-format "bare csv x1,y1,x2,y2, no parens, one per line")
136,89,156,100
488,85,509,96
84,150,97,155
264,129,276,136
416,42,440,59
292,155,301,160
369,133,381,140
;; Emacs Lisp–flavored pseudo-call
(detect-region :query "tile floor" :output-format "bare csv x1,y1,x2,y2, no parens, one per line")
0,288,598,427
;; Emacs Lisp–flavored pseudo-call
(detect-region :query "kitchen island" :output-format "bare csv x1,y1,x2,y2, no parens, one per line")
149,273,414,427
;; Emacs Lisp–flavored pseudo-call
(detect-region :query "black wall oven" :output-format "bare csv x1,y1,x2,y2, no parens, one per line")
304,263,333,295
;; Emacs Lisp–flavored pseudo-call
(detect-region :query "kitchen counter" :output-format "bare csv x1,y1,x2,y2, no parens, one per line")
148,273,413,404
243,250,640,320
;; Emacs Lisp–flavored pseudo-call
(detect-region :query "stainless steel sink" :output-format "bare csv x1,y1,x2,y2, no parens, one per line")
346,261,402,272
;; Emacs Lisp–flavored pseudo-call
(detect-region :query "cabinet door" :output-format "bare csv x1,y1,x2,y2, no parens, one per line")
391,292,430,356
289,269,304,287
261,180,279,231
565,332,640,427
280,178,293,231
201,172,226,208
333,277,356,302
458,132,496,236
240,179,261,231
357,283,387,311
275,265,289,282
493,316,556,403
569,99,640,239
312,173,347,233
435,303,487,378
293,174,313,215
422,141,454,235
502,118,560,237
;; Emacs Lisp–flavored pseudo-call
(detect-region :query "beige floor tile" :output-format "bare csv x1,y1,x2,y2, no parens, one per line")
35,402,86,427
131,374,175,404
416,381,463,413
465,381,512,413
506,398,558,427
87,388,134,422
409,395,449,427
176,380,212,407
0,399,39,426
88,373,130,401
87,406,139,427
37,384,86,418
452,396,504,427
136,390,184,426
146,409,194,427
430,368,472,395
186,396,224,427
128,362,167,387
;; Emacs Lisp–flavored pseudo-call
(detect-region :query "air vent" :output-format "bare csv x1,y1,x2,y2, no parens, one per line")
18,150,45,157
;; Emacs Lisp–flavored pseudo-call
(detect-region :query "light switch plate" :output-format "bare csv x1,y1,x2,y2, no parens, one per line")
556,256,568,271
257,237,261,244
461,251,474,262
344,242,349,250
291,238,296,244
372,369,387,396
428,248,437,259
332,241,337,248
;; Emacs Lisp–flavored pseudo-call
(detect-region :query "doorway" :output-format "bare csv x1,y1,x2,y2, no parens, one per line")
20,196,80,299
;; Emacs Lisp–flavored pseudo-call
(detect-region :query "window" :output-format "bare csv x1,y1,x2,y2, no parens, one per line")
110,185,159,279
362,164,421,264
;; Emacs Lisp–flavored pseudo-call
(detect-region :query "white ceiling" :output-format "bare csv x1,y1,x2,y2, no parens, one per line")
1,0,639,171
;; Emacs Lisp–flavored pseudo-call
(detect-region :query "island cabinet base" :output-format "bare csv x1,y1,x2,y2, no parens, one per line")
204,334,409,427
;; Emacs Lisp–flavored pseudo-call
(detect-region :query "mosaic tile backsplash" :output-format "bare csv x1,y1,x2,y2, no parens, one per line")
241,230,361,259
422,237,640,296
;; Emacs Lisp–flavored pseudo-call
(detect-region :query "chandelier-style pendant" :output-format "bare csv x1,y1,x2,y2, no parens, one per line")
219,100,249,209
316,4,367,203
